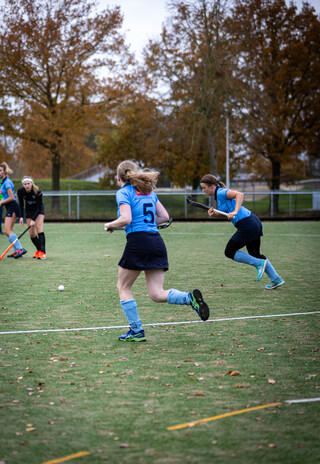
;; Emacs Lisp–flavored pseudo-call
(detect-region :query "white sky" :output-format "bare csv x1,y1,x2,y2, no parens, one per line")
101,0,320,59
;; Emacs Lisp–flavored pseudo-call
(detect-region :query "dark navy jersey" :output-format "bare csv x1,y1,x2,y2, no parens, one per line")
18,187,44,220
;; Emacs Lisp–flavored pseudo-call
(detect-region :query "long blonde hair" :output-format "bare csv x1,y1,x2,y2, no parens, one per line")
0,161,13,177
117,160,159,194
200,174,226,188
21,175,39,195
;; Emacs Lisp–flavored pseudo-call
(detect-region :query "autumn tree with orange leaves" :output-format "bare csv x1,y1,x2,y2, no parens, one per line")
0,0,132,208
229,0,320,211
141,0,238,189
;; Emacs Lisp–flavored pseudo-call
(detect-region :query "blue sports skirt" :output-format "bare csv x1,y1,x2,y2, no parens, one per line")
232,213,263,244
118,231,169,271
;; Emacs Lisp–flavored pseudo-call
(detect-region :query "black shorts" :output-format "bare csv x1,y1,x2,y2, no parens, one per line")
118,231,169,271
232,213,263,244
5,201,20,218
26,206,45,219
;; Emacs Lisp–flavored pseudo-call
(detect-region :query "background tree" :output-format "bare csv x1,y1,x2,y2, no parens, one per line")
95,77,166,188
0,0,131,208
143,0,238,189
229,0,320,212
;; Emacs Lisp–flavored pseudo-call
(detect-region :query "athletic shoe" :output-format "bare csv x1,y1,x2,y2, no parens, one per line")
265,277,285,290
37,251,47,260
256,259,267,281
33,250,41,259
7,251,18,258
14,248,27,259
119,329,146,342
189,289,209,321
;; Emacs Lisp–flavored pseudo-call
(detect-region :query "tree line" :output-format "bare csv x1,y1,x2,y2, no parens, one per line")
0,0,319,212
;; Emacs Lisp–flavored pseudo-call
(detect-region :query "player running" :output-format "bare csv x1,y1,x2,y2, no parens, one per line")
200,174,284,290
0,162,27,258
104,160,210,342
18,176,47,260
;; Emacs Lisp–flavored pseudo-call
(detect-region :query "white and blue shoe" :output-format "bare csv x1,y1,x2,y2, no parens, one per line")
256,259,267,281
265,277,285,290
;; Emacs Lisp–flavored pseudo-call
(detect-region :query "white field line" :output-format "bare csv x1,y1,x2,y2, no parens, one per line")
85,232,320,237
0,311,318,336
285,398,320,404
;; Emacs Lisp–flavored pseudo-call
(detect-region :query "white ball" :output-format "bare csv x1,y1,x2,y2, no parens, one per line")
58,285,64,291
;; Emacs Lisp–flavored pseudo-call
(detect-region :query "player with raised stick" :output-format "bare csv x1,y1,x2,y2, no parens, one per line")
104,160,210,342
200,174,284,290
18,176,47,260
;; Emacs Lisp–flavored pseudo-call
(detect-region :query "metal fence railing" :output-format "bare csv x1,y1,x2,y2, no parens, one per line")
38,190,320,221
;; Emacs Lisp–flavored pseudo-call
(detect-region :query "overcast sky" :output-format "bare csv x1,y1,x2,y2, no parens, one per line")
103,0,320,59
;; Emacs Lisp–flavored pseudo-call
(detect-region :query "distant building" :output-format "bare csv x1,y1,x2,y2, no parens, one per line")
69,165,110,182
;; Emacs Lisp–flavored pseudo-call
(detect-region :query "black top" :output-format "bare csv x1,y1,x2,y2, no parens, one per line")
17,187,44,220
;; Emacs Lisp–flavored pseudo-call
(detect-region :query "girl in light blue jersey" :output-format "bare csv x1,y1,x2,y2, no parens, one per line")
0,162,27,259
104,160,210,342
200,174,284,290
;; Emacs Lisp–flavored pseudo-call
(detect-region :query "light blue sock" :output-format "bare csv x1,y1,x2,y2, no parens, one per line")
120,299,142,333
265,260,280,281
234,250,262,268
9,234,22,252
167,289,191,305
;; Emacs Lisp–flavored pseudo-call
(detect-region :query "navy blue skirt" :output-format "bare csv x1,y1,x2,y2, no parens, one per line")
118,231,169,271
5,200,20,218
232,213,263,244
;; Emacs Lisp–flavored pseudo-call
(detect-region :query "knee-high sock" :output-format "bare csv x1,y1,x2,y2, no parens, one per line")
38,232,46,252
120,299,142,333
233,250,262,267
167,289,191,305
31,235,41,250
8,234,22,252
265,260,280,281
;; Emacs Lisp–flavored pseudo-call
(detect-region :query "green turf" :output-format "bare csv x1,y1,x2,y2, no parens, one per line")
0,221,319,463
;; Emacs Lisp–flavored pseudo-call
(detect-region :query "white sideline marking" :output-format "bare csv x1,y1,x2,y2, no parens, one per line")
285,398,320,404
0,311,318,336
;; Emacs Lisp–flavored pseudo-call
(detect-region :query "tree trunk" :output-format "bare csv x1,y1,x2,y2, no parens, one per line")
52,152,61,213
207,127,217,175
270,159,281,215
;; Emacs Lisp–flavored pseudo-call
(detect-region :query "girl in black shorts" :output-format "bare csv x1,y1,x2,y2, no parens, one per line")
18,176,47,259
200,174,284,290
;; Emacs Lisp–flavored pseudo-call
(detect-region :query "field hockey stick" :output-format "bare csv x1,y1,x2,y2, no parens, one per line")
0,225,31,261
104,217,173,231
186,196,229,217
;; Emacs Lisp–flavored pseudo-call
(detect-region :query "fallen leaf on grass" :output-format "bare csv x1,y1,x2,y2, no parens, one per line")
269,443,277,448
226,370,240,376
268,379,276,384
305,374,318,380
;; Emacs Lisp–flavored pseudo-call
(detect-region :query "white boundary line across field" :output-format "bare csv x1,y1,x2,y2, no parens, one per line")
0,311,318,336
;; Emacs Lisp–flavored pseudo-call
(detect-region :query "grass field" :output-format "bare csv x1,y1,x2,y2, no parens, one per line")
0,221,319,464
